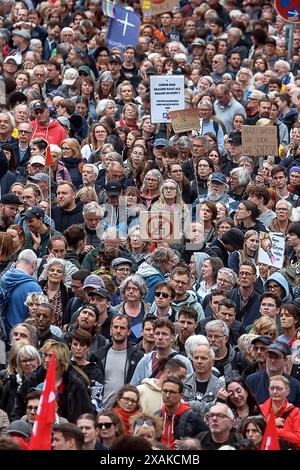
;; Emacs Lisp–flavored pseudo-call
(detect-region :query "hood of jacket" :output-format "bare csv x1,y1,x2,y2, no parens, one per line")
2,268,35,293
173,290,200,308
137,262,162,278
265,272,290,300
140,378,162,392
32,118,64,131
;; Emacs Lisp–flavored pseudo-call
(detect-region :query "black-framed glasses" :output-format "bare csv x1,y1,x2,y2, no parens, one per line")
120,396,138,404
155,291,170,299
97,422,114,429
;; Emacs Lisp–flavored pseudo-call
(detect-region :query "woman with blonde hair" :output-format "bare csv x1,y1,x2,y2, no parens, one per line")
152,179,186,213
228,230,259,274
116,102,140,131
13,339,94,423
81,122,109,162
250,316,277,340
76,186,99,204
125,225,150,266
130,413,162,446
140,169,163,209
60,138,83,187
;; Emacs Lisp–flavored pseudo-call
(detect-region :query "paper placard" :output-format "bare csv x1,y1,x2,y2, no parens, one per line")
141,0,179,16
258,231,285,269
140,211,182,242
150,75,185,124
241,125,278,156
169,109,200,133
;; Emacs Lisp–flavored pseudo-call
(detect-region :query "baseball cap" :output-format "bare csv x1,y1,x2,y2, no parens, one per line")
210,172,227,185
109,54,122,64
78,65,92,76
3,56,18,64
12,29,31,41
112,257,133,269
0,193,22,205
87,287,111,300
106,181,122,196
28,172,50,184
154,138,168,147
227,130,242,146
24,205,45,219
32,100,47,111
29,155,45,166
7,420,31,438
63,68,79,86
192,38,206,47
83,274,105,290
251,335,273,346
221,228,244,250
267,342,289,357
56,116,70,128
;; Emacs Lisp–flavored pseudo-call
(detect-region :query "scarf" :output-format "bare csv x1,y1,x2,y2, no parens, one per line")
114,406,139,434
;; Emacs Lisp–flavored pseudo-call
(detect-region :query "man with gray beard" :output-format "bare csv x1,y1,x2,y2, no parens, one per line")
194,173,236,214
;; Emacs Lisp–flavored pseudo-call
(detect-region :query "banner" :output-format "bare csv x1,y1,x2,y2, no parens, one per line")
260,406,280,450
106,5,140,52
150,75,185,124
169,109,200,133
141,0,179,16
258,231,285,269
241,125,278,156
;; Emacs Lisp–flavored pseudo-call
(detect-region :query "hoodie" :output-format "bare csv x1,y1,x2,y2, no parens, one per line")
2,268,42,332
172,291,205,321
265,272,292,304
30,118,67,146
260,398,300,448
137,262,165,303
137,378,162,415
161,401,191,449
51,200,84,233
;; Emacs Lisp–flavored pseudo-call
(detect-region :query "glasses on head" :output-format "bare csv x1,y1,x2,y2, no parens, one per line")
97,422,114,429
206,412,231,420
27,405,38,412
155,291,170,299
120,396,138,404
135,418,154,427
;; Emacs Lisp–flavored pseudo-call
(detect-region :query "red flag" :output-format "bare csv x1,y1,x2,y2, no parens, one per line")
29,353,56,450
260,406,280,450
45,146,53,166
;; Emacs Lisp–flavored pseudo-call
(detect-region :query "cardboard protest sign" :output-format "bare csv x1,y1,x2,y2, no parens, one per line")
169,109,200,133
150,75,185,123
141,0,179,16
258,231,285,269
140,211,182,242
241,126,278,156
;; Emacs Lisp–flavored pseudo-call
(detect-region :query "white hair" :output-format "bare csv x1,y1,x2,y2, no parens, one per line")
275,59,290,72
83,163,99,177
17,249,38,266
82,201,104,217
184,335,209,360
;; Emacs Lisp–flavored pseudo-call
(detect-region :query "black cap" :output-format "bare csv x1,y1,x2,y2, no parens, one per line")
267,342,289,357
24,206,45,219
109,54,122,65
227,130,242,146
87,288,111,301
0,193,22,205
105,181,122,196
251,335,273,346
32,100,47,111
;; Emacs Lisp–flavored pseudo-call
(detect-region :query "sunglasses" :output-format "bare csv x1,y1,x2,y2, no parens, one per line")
135,418,154,426
97,422,114,429
155,291,170,299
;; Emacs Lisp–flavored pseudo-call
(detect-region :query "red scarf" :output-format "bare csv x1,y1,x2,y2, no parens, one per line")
114,406,139,434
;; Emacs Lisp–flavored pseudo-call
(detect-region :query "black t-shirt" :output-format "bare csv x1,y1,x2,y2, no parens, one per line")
195,379,209,401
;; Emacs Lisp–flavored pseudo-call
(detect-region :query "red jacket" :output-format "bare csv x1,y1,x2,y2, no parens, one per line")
161,401,191,450
30,119,67,146
261,398,300,448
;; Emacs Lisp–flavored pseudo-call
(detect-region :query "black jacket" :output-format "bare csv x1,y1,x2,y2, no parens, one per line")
91,343,144,384
39,280,72,326
0,371,19,419
197,430,239,450
51,200,84,233
11,365,94,423
228,287,261,328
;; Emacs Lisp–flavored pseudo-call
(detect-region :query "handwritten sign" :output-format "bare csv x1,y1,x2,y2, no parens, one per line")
150,75,185,124
141,0,179,16
140,211,182,242
241,126,278,156
258,231,285,269
169,109,200,133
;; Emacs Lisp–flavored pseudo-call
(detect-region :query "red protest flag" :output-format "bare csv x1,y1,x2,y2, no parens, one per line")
29,353,56,450
45,145,53,166
260,405,280,450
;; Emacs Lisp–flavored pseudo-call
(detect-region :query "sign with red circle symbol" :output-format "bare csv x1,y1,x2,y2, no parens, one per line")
275,0,300,22
140,211,182,242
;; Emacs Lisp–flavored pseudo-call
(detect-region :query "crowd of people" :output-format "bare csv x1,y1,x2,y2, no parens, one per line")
0,0,300,452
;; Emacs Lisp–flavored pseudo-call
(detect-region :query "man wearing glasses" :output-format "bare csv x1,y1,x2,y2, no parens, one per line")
30,100,67,146
111,258,132,306
197,403,238,450
150,281,176,321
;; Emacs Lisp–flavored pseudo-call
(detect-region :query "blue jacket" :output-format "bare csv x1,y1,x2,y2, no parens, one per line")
246,370,300,406
2,268,42,333
265,272,292,304
137,262,165,303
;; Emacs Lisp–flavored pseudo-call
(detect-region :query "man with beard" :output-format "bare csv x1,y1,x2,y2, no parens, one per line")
0,193,22,231
196,173,236,213
92,314,144,409
80,164,101,192
52,181,84,233
82,202,103,248
30,101,67,146
244,91,265,125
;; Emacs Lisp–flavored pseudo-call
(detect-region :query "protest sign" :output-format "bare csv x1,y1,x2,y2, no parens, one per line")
169,109,200,133
140,211,182,242
106,5,140,52
258,231,285,269
241,126,278,156
141,0,179,16
150,75,185,123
